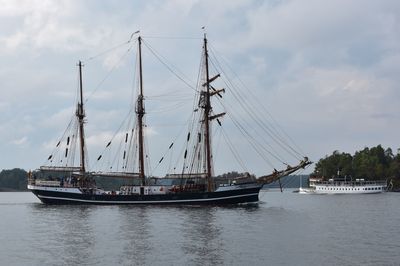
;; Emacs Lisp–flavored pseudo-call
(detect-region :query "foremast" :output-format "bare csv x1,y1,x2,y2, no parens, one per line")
137,36,146,188
77,61,86,175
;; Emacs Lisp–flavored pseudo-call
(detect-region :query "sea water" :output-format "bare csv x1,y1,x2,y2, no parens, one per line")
0,191,399,266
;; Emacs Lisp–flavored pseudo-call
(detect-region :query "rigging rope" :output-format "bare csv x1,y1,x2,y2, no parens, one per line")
84,39,138,104
91,108,135,170
142,36,202,40
208,48,303,162
142,39,198,92
220,127,248,172
209,44,306,158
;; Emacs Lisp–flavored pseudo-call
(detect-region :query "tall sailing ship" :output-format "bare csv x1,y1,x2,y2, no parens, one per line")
28,34,311,204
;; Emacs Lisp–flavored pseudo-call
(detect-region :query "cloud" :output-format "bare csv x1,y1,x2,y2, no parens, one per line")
86,131,114,149
1,0,400,176
12,136,28,146
0,102,10,112
40,107,75,129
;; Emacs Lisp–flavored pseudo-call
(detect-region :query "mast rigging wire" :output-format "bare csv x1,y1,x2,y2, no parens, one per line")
142,36,202,40
208,48,303,162
141,39,198,92
84,39,138,104
84,31,138,61
209,44,306,158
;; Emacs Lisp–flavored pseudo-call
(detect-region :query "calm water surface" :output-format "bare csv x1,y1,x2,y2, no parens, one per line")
0,191,399,266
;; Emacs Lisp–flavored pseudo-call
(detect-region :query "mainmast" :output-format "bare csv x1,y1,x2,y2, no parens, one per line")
137,36,146,187
77,61,86,174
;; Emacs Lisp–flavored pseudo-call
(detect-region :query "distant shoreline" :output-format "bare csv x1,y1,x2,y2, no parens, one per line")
0,188,27,192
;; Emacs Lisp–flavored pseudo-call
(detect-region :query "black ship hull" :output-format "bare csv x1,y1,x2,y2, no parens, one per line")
29,185,262,205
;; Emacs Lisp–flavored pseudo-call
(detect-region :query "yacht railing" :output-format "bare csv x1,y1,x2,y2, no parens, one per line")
315,180,387,187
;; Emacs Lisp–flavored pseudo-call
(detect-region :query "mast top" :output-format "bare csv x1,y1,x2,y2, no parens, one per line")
77,60,86,174
137,34,146,187
203,32,213,190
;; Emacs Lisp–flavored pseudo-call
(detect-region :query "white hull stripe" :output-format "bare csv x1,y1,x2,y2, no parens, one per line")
37,192,259,204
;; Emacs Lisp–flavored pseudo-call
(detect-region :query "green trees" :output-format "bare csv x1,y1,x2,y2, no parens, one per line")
0,168,28,191
313,145,400,181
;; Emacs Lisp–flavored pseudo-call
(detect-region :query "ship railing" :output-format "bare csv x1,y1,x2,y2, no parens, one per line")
39,166,82,172
30,180,62,187
28,172,82,188
28,178,83,188
27,177,35,185
316,180,387,186
165,173,208,179
92,171,141,179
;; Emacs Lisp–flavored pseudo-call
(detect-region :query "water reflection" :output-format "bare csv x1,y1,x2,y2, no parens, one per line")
26,202,261,265
116,206,152,265
221,202,260,212
4,192,400,266
177,206,221,265
29,204,96,265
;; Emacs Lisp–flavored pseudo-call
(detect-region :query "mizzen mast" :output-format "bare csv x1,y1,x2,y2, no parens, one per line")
77,61,86,174
137,36,146,187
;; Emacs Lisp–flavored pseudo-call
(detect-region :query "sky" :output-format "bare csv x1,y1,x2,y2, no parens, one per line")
1,0,400,176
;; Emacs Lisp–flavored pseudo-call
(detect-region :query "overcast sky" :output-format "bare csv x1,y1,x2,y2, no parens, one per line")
1,0,400,176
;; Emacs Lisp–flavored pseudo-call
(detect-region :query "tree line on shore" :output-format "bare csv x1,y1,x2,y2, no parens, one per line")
0,168,28,191
312,145,400,186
